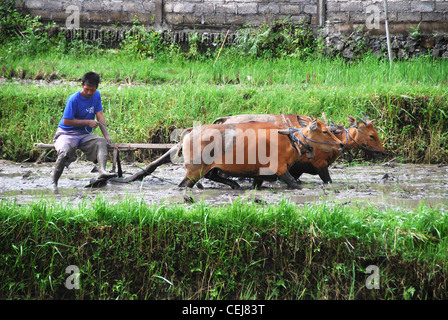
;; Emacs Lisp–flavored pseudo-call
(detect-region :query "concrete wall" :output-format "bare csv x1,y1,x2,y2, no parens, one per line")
326,0,448,35
15,1,448,58
16,0,448,35
16,0,322,32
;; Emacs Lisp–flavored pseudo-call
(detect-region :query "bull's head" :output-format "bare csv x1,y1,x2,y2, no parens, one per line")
348,113,386,157
278,118,344,154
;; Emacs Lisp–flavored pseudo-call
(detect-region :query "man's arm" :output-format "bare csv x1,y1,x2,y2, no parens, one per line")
95,110,112,144
63,118,99,129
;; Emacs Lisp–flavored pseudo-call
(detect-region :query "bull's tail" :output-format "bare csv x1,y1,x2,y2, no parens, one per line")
212,116,229,124
175,127,194,159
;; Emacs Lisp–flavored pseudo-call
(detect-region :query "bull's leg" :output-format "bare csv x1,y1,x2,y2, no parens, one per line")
287,163,304,184
252,179,264,189
178,168,202,188
278,172,300,189
205,170,241,189
316,167,332,184
178,176,198,188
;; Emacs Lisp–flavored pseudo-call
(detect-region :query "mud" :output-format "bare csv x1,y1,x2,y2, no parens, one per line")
0,159,447,209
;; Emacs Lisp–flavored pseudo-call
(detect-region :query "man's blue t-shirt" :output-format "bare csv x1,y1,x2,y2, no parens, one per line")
58,91,103,133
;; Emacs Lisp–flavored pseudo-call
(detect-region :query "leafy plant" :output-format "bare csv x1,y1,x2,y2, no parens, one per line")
234,18,315,59
187,31,201,60
409,22,422,42
120,18,166,59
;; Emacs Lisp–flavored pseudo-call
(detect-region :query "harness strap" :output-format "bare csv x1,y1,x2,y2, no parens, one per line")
329,125,382,154
289,127,343,146
288,127,312,156
345,129,381,153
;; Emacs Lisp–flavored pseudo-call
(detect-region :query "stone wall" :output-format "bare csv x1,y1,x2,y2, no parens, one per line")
15,0,448,58
15,0,323,32
326,0,448,35
323,1,448,59
16,0,448,35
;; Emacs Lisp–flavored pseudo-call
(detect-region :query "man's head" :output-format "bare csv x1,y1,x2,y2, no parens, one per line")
81,72,100,98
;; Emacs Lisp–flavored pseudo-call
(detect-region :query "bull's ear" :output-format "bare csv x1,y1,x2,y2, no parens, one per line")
277,129,290,135
348,116,358,128
298,118,309,128
371,119,376,125
309,120,318,131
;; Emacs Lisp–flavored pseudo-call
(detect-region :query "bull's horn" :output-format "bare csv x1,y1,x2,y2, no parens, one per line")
281,115,288,128
362,112,370,122
277,129,290,135
212,116,227,124
322,113,328,125
356,115,368,126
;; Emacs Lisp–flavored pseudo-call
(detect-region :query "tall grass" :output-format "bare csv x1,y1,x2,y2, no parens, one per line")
2,50,448,87
1,10,447,163
1,55,447,162
0,198,447,299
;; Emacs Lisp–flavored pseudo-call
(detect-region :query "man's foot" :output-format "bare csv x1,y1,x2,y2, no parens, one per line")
98,170,118,179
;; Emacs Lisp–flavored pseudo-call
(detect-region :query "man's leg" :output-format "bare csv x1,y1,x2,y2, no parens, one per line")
52,132,78,189
79,135,116,179
52,154,66,188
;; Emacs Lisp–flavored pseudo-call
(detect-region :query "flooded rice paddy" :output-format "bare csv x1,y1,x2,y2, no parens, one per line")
1,159,447,210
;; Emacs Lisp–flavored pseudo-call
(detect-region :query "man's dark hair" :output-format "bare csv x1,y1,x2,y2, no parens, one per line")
82,72,100,87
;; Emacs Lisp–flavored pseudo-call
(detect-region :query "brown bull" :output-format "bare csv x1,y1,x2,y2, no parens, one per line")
177,119,344,189
292,113,387,183
213,113,386,185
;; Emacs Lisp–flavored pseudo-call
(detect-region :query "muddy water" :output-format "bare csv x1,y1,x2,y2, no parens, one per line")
0,159,447,209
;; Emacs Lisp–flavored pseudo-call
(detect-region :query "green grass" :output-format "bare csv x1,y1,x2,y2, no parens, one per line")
2,11,448,301
2,49,448,87
1,53,448,162
0,197,447,299
1,20,447,164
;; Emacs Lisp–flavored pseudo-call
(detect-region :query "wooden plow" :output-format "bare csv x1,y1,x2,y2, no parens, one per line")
33,142,176,186
33,142,175,152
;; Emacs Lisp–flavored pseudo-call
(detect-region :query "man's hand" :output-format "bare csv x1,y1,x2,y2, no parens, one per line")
104,135,113,145
95,111,112,144
87,120,99,129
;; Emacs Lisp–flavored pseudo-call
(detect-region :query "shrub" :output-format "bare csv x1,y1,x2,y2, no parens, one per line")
120,19,167,59
233,18,315,59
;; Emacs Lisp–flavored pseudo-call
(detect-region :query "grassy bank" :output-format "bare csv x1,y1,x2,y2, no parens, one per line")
1,54,448,163
0,198,447,299
1,6,447,163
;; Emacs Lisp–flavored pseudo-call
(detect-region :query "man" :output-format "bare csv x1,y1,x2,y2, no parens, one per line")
52,72,116,189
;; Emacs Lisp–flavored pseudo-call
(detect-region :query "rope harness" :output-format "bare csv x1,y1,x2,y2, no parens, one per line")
334,126,383,154
288,127,343,159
